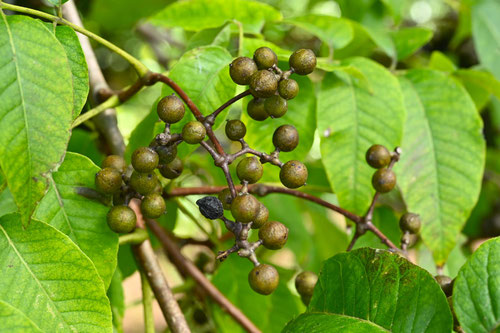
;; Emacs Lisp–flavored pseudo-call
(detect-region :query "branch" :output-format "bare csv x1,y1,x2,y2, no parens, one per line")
147,219,261,333
209,89,251,119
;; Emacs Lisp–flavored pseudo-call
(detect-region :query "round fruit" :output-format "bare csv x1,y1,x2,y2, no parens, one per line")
182,121,206,144
253,47,277,69
107,206,136,233
132,147,159,173
95,167,122,194
273,125,299,152
159,157,183,179
102,155,127,173
371,168,396,193
264,95,287,118
399,212,421,234
248,264,279,295
236,156,263,184
247,98,269,121
130,171,159,195
225,119,246,141
366,144,391,169
156,144,177,164
435,275,453,297
229,57,258,85
157,95,185,124
249,70,278,98
259,221,288,250
218,188,233,210
295,271,318,297
141,193,166,219
196,196,224,220
289,49,316,75
278,79,299,100
252,203,269,229
280,161,308,189
230,194,260,223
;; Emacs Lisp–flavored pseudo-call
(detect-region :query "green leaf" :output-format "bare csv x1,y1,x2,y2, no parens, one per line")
284,15,354,50
390,27,433,60
455,68,500,100
34,152,118,288
149,0,282,34
308,248,453,332
0,300,43,333
107,268,125,332
352,207,400,250
283,312,389,333
0,214,112,332
242,37,292,61
472,0,500,80
0,15,73,225
317,57,405,215
396,70,485,264
46,0,69,6
186,24,232,51
429,51,457,73
0,188,16,218
454,237,500,333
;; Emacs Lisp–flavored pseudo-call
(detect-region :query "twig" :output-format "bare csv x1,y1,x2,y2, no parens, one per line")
140,271,155,333
209,89,251,119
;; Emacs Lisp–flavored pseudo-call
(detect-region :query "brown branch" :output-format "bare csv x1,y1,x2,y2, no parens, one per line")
209,89,251,119
147,219,261,333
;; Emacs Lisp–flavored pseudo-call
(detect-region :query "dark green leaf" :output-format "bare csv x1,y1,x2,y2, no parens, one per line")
283,312,388,333
107,268,125,332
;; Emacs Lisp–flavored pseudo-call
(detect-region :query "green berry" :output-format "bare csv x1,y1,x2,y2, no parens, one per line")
230,193,260,223
141,193,166,219
253,47,277,69
259,221,288,250
278,79,299,100
372,168,396,193
435,275,453,297
264,95,287,118
280,160,308,189
182,121,206,144
157,95,185,124
236,156,263,184
230,57,258,85
252,203,269,229
159,157,183,179
102,155,127,173
399,212,421,234
247,98,269,121
95,167,122,194
248,264,279,295
132,147,159,173
225,119,246,141
130,171,159,195
273,125,299,152
366,144,391,169
289,49,316,75
107,206,136,234
249,70,278,98
156,144,177,164
218,188,233,210
295,271,318,298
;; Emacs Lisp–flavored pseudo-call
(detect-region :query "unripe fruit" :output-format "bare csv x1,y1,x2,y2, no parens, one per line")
278,79,299,100
253,47,277,69
366,144,391,169
247,98,269,121
159,157,183,179
230,57,258,85
371,168,396,193
236,156,263,184
225,119,246,141
132,147,159,173
289,49,316,75
280,160,308,189
218,188,233,210
264,95,287,118
295,271,318,297
156,144,177,165
130,171,159,195
230,193,260,223
259,221,288,250
107,206,136,233
249,70,278,98
435,275,453,297
252,203,269,229
273,125,299,152
157,95,185,124
399,212,421,234
248,264,279,295
102,155,127,173
182,121,206,144
95,167,122,194
141,193,166,219
196,196,224,220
